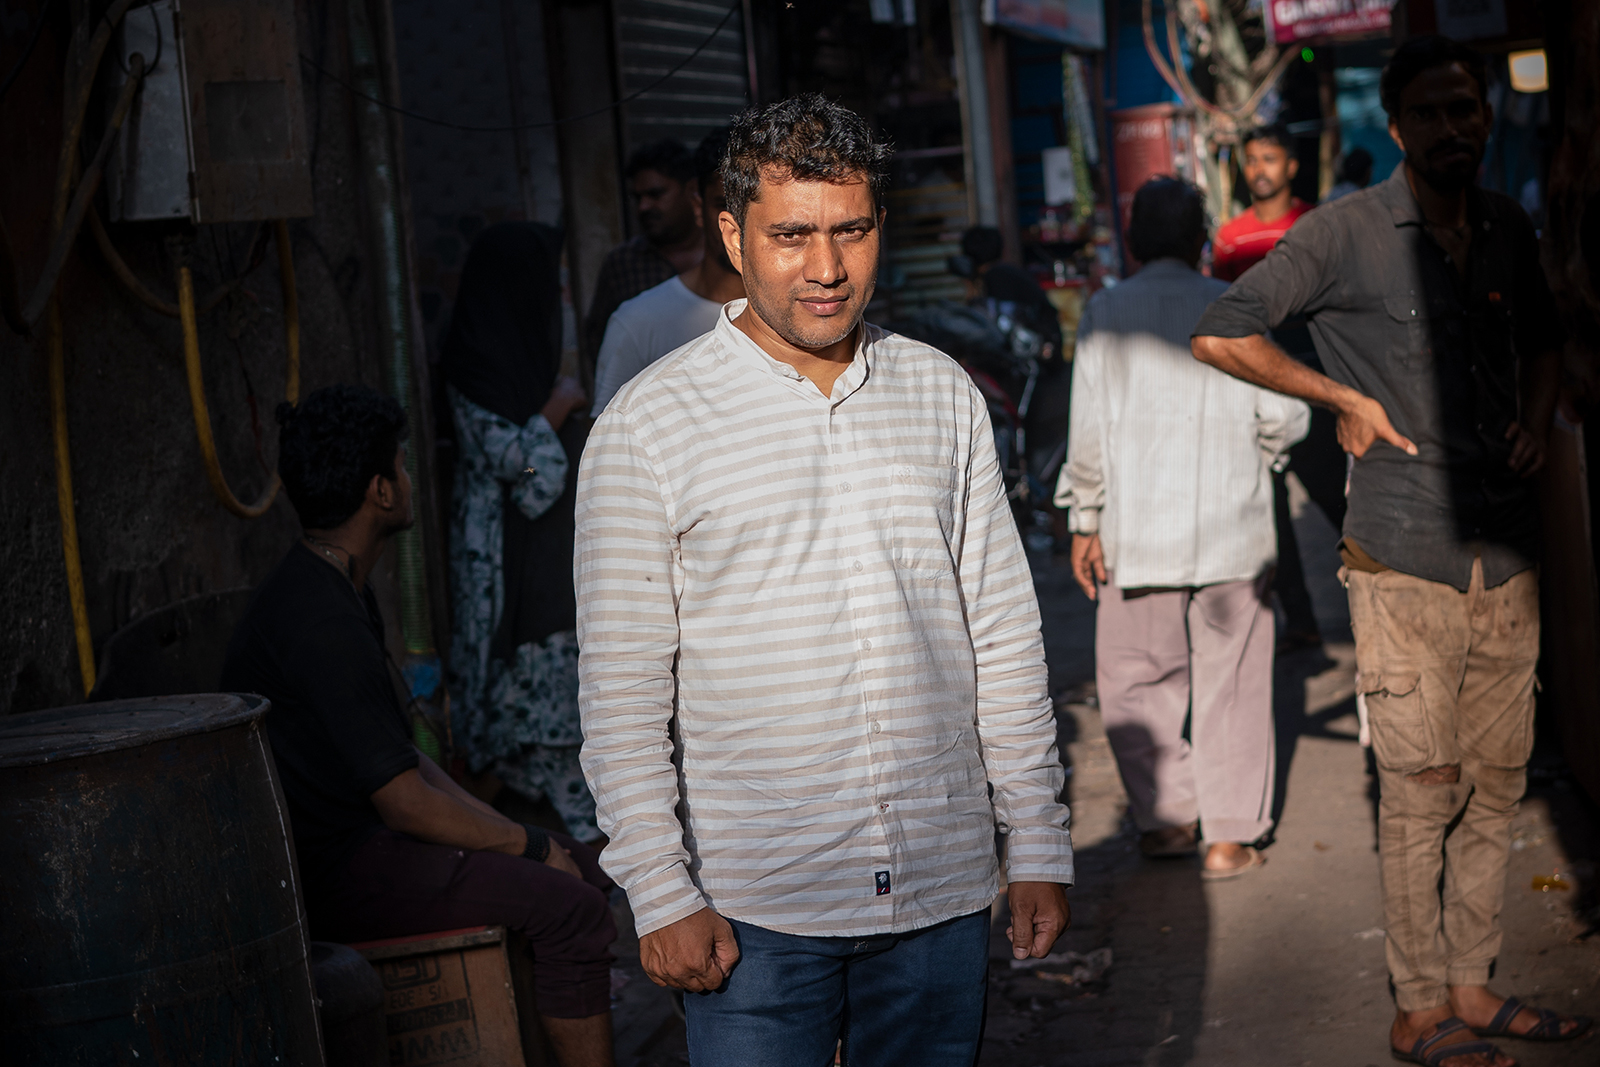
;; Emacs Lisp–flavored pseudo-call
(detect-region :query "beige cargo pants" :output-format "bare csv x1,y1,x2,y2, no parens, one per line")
1347,558,1539,1012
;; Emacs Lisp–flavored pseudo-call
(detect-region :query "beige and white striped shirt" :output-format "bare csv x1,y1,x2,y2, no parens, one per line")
575,302,1073,938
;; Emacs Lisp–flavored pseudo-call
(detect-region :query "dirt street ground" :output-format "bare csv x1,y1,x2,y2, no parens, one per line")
610,490,1600,1066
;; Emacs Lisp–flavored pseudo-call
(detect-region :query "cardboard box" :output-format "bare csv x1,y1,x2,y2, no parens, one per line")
350,926,540,1067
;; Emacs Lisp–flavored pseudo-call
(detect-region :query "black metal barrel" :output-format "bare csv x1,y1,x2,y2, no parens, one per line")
0,694,324,1065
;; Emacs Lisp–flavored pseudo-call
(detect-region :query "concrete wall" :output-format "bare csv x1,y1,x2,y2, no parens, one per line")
0,0,400,712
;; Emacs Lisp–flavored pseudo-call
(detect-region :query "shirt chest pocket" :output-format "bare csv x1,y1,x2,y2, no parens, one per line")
891,464,958,578
1383,295,1432,368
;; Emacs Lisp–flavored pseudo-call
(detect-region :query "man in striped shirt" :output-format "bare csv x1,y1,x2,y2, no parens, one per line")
575,95,1074,1065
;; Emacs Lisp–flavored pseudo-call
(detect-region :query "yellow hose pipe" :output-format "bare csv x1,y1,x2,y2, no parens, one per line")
49,299,96,694
179,220,300,519
87,207,268,320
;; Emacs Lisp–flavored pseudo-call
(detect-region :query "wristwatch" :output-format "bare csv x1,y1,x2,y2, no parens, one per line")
521,824,551,863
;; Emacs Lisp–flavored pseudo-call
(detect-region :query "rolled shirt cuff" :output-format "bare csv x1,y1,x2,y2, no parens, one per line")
1068,507,1100,535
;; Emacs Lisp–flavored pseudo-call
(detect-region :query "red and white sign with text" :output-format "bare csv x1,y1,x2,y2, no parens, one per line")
1265,0,1391,44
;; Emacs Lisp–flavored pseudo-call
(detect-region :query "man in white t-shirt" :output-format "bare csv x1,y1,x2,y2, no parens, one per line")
591,128,746,415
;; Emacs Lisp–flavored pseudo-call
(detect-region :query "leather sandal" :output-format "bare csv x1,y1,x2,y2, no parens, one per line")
1471,995,1593,1042
1391,1016,1505,1066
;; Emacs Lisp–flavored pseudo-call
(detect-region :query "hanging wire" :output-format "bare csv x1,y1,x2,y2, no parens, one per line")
300,0,740,134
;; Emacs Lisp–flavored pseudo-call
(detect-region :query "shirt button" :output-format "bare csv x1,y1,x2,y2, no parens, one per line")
852,559,864,573
840,482,852,493
861,639,872,651
872,720,882,734
879,801,889,812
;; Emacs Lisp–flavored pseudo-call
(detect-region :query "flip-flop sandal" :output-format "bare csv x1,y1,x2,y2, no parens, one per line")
1199,846,1265,881
1392,1016,1506,1065
1472,995,1594,1042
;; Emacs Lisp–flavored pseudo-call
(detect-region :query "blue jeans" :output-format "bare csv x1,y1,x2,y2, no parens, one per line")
683,910,990,1067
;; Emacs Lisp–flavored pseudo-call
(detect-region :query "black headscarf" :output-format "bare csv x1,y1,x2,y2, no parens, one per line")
441,222,564,426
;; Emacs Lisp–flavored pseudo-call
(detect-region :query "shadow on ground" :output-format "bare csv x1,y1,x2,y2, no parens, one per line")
979,551,1210,1066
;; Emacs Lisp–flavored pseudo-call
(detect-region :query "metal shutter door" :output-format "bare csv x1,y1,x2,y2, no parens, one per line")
614,0,752,153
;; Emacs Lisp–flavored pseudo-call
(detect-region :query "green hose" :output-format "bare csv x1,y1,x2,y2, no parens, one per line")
346,0,434,661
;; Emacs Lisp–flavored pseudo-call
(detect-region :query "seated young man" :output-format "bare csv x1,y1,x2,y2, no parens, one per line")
220,384,616,1067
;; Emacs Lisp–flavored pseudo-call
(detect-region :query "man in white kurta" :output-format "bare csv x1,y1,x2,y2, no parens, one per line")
1056,177,1308,877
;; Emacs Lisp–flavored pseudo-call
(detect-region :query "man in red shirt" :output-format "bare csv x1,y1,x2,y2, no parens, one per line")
1212,124,1311,282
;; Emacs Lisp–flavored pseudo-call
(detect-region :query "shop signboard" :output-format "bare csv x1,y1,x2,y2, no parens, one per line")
986,0,1105,50
1110,104,1197,246
1264,0,1391,44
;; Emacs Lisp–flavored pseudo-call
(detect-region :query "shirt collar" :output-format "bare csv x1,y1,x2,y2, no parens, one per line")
713,298,873,402
1137,257,1201,278
1380,163,1424,227
1380,161,1498,231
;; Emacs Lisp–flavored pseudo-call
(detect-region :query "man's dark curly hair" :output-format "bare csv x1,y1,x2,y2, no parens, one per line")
624,138,695,184
722,93,893,228
275,384,408,530
1380,35,1487,120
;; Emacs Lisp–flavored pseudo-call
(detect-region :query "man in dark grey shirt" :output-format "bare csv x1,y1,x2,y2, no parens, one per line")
1193,35,1588,1067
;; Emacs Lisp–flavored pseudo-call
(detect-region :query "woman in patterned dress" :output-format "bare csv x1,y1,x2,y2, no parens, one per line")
441,223,599,842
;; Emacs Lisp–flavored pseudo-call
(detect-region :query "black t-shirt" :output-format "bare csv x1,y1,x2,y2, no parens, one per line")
219,544,419,894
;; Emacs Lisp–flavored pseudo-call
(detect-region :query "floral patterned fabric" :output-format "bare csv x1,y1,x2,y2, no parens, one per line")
446,388,599,841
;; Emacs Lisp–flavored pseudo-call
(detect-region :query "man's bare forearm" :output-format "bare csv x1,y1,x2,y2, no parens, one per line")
371,766,525,855
1191,333,1358,412
416,750,506,821
1193,333,1416,458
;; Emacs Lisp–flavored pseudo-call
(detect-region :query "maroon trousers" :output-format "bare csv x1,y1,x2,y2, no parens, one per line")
308,829,616,1018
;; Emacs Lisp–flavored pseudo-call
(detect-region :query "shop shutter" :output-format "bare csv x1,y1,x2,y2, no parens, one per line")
614,0,752,154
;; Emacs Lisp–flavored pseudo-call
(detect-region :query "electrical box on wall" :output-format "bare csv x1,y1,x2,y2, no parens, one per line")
107,1,191,222
108,0,313,223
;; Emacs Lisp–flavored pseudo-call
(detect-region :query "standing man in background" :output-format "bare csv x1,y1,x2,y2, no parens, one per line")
1193,36,1590,1066
582,140,704,364
1212,123,1311,283
590,128,744,416
1057,177,1308,878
